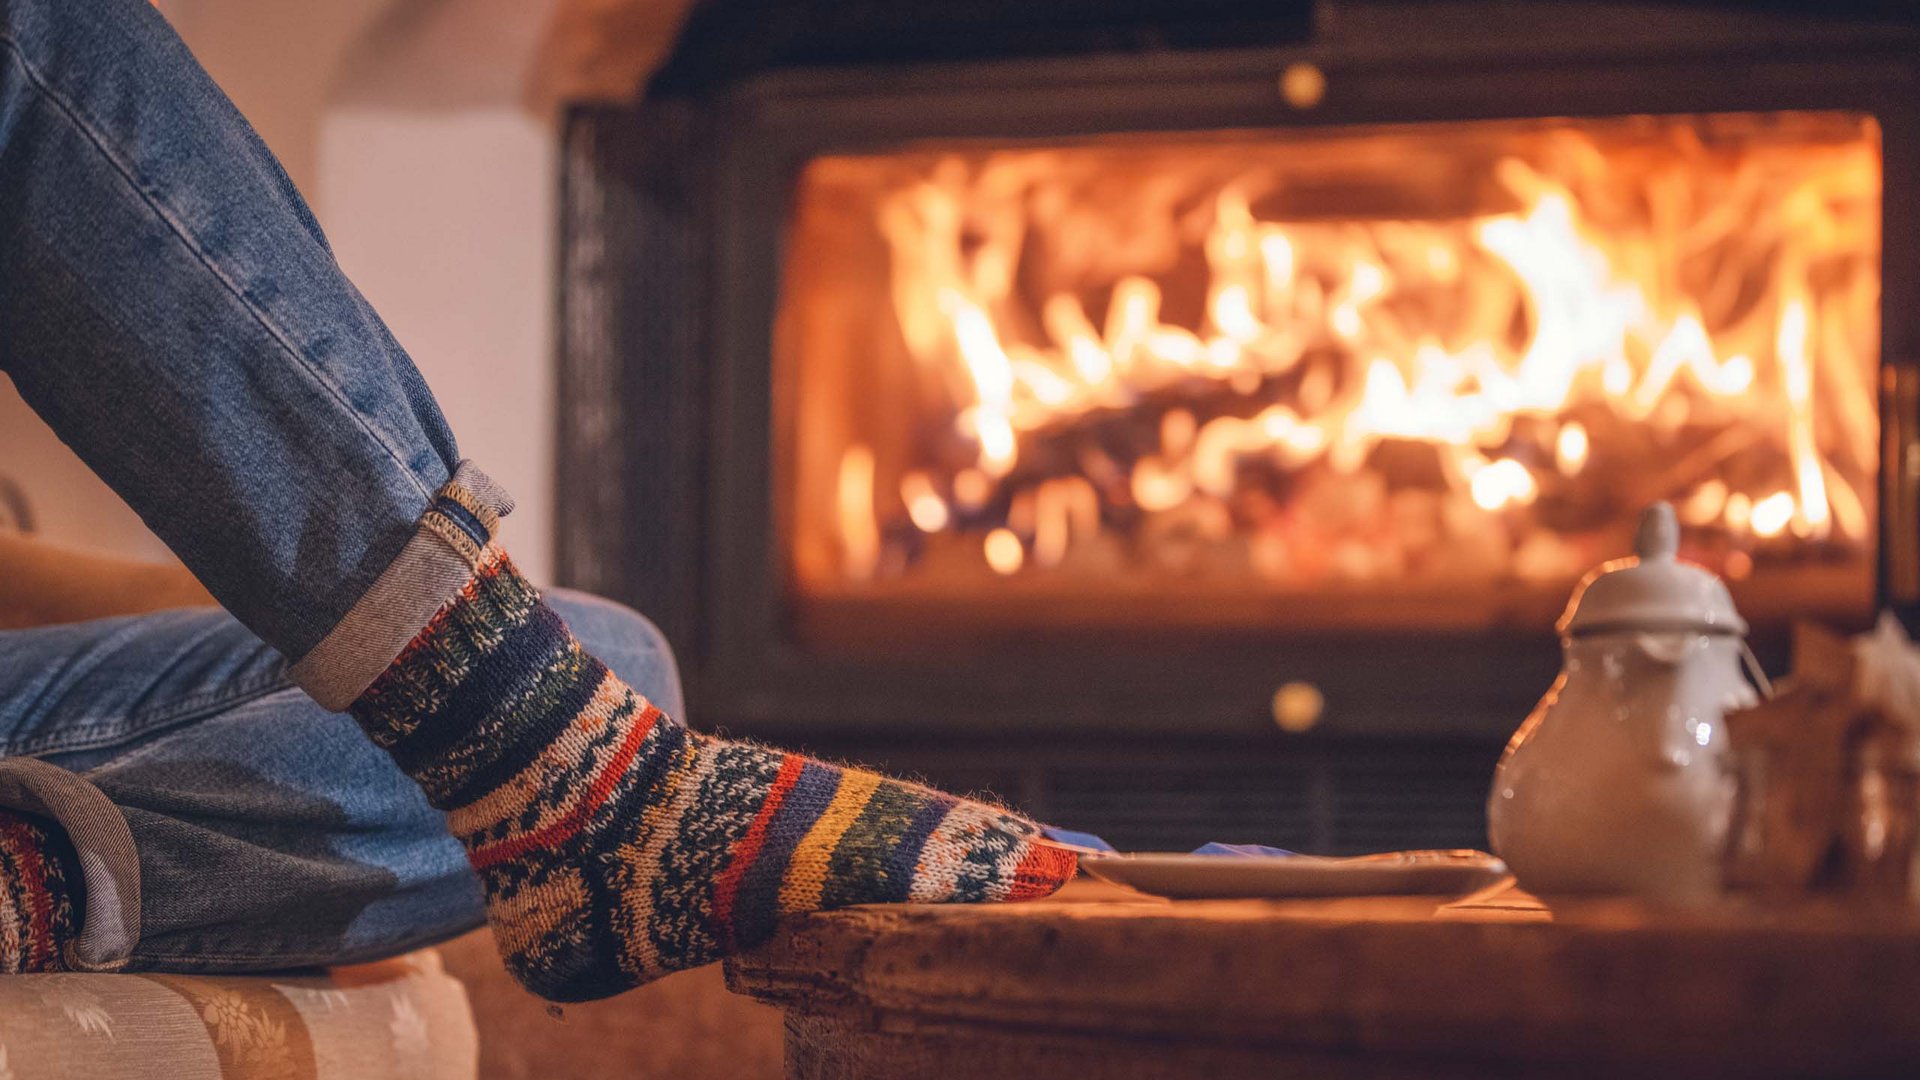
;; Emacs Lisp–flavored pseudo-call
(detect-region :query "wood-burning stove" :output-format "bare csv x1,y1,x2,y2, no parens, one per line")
555,0,1920,852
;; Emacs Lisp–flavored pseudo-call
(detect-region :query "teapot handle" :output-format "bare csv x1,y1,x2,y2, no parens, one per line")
1739,640,1774,700
1639,632,1772,698
1630,634,1771,771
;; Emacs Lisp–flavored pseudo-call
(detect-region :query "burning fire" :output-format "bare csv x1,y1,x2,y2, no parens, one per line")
798,114,1880,594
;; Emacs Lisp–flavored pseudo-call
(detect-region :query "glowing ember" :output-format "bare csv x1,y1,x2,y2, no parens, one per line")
1555,422,1590,476
786,112,1881,607
1471,458,1539,512
901,471,951,533
1751,491,1797,539
836,445,880,581
984,528,1025,575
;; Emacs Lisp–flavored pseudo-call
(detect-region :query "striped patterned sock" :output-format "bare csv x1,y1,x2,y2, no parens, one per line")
0,810,81,974
351,546,1076,1002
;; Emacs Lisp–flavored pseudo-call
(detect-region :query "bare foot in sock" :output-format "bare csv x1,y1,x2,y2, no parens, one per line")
0,810,81,973
351,547,1076,1001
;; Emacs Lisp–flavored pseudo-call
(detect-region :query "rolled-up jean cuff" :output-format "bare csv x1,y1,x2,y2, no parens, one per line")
288,460,515,711
0,757,141,972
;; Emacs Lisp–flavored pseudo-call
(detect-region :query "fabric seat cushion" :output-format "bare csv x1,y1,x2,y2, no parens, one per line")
0,949,475,1079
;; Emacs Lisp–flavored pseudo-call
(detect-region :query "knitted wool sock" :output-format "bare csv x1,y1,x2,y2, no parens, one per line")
351,546,1076,1002
0,810,81,974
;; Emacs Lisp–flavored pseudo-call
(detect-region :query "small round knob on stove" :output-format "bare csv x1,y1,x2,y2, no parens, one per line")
1279,63,1326,110
1271,681,1324,732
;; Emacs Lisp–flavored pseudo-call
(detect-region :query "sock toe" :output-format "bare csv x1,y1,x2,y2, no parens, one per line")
904,797,1078,904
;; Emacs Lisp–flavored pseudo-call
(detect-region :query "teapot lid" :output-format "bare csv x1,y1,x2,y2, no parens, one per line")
1558,503,1747,637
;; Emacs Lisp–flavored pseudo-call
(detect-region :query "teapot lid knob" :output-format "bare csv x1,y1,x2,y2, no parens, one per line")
1634,502,1679,562
1561,501,1745,636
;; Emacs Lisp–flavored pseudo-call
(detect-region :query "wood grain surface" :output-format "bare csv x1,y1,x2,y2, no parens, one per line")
726,880,1920,1079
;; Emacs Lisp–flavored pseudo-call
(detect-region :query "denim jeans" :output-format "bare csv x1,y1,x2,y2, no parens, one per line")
0,595,684,973
0,0,503,709
0,0,614,970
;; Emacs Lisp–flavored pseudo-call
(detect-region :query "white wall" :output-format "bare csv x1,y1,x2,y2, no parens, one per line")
1,0,562,583
0,386,175,561
320,0,565,583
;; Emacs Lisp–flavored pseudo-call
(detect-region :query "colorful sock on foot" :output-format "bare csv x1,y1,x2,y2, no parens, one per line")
0,810,81,974
351,546,1076,1002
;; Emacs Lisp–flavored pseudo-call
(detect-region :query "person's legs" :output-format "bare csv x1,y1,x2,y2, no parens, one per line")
0,592,681,974
0,0,1072,997
0,0,475,675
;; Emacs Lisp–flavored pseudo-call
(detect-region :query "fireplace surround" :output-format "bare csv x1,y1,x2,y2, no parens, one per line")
555,0,1920,851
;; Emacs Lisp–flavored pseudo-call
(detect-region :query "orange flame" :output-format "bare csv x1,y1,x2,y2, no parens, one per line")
819,113,1880,588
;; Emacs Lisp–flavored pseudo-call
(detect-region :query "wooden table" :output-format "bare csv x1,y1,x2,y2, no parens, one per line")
724,880,1920,1079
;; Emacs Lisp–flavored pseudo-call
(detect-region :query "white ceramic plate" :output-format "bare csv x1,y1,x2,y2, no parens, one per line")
1078,849,1509,899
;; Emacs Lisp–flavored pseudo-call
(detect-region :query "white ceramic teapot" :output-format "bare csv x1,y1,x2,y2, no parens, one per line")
1487,502,1763,903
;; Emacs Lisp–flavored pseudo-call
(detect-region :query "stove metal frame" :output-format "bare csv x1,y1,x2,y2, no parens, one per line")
556,2,1920,744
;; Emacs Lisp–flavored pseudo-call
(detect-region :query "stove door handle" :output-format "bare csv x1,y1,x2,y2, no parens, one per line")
1882,362,1920,609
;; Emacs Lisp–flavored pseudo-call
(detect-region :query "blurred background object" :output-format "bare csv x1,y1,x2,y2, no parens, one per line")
0,474,32,533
